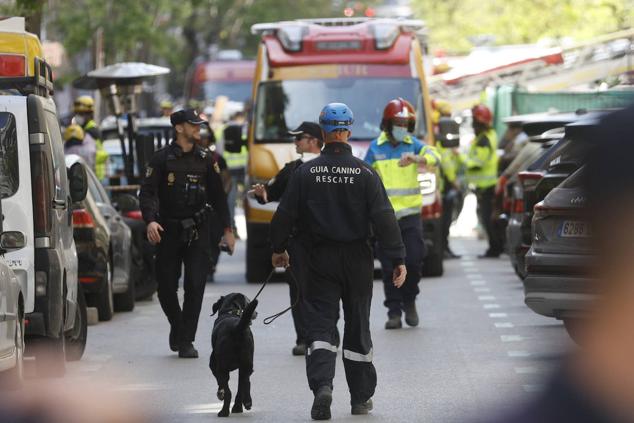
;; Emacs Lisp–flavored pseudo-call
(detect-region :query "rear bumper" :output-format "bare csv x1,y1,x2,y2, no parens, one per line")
76,243,108,294
524,248,596,318
26,249,63,338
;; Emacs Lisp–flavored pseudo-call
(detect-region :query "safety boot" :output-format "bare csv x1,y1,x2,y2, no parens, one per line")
351,399,373,415
385,314,402,330
404,302,419,327
178,343,199,358
311,386,332,420
292,343,307,356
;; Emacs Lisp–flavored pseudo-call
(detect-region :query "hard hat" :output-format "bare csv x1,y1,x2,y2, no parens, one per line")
74,96,94,113
382,97,416,132
319,103,354,133
435,99,452,116
64,124,85,142
472,104,493,126
160,100,173,109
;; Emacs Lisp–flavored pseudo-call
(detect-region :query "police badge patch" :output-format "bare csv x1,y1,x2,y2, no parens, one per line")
167,172,176,185
146,167,153,177
213,162,220,174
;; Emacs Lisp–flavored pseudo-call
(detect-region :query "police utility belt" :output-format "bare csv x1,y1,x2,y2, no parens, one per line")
161,204,212,245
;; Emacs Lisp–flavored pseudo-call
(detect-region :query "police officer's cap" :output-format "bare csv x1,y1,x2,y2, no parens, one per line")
288,122,323,141
170,108,206,126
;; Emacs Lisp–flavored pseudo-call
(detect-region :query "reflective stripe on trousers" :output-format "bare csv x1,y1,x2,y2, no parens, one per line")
385,188,420,196
395,207,421,219
307,340,338,355
343,348,373,363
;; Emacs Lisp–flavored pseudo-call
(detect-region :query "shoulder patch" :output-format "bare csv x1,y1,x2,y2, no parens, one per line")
213,162,220,174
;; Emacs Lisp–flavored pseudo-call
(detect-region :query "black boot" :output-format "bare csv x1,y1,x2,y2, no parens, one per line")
403,302,419,327
292,343,306,356
385,314,402,330
169,325,180,352
351,399,373,415
178,343,199,358
444,247,461,259
311,386,333,420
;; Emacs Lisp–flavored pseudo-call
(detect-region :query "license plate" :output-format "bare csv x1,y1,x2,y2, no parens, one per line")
559,221,592,238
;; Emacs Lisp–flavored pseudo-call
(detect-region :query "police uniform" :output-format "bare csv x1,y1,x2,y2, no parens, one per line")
139,122,230,351
270,141,405,409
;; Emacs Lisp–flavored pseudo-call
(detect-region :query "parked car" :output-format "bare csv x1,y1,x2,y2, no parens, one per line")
0,17,88,376
66,155,138,312
66,156,114,322
524,166,593,342
0,200,26,388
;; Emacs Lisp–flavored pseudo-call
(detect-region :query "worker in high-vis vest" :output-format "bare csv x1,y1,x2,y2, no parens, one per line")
74,95,109,182
221,111,249,236
466,104,502,258
365,98,440,330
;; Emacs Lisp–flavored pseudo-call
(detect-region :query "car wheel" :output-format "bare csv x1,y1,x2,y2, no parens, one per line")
563,318,583,346
1,308,24,389
65,283,88,361
97,261,114,321
114,253,136,312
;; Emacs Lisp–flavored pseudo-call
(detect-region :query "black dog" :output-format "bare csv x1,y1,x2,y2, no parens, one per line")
210,293,258,417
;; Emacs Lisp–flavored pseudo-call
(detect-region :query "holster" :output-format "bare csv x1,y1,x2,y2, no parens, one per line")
180,218,197,244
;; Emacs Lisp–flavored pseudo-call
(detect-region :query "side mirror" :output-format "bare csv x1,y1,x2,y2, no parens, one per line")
438,117,461,148
223,124,245,153
68,162,88,203
0,231,25,253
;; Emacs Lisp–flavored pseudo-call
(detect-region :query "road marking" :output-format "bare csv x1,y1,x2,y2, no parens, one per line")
478,295,496,301
523,384,544,393
466,274,481,279
470,280,486,286
501,335,524,342
495,322,515,328
483,304,500,309
461,261,475,267
489,313,508,318
474,287,490,292
83,354,112,362
464,268,480,274
507,351,531,358
184,403,225,414
515,367,538,374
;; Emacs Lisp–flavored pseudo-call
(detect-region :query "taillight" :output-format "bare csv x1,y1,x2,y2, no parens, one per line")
533,202,570,217
518,171,544,188
513,198,525,214
72,209,95,228
31,151,52,235
124,210,143,220
422,194,443,219
0,54,26,77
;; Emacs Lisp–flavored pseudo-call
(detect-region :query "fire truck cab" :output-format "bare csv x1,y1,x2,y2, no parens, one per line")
241,18,443,281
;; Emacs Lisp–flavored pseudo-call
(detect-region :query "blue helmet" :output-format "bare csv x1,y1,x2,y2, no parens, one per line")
319,103,354,133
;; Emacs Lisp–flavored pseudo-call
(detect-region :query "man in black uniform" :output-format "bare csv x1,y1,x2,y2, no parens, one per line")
140,109,235,358
270,103,407,420
249,121,323,356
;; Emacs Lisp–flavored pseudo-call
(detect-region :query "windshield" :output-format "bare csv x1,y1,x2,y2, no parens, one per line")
202,81,252,103
254,78,425,143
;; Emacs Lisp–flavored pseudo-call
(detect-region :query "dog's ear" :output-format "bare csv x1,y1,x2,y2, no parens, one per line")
211,296,224,316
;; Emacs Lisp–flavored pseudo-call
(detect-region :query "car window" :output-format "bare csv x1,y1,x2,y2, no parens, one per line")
44,110,69,202
0,112,18,198
86,166,109,204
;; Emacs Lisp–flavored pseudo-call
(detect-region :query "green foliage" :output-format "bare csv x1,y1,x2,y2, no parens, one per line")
413,0,634,53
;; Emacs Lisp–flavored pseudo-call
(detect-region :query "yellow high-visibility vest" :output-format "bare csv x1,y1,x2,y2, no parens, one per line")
466,128,498,189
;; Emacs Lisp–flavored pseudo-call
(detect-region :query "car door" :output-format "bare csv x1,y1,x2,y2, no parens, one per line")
42,99,78,331
0,259,10,357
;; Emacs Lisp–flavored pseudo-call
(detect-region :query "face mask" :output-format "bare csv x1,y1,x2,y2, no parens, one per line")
392,126,409,142
74,115,86,126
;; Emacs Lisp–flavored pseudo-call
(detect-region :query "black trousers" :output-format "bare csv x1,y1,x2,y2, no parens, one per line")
288,240,307,345
476,187,504,255
208,213,224,272
377,214,425,316
442,189,459,251
303,241,376,405
155,220,210,344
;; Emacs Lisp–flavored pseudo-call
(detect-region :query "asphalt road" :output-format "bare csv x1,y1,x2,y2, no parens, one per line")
26,236,573,422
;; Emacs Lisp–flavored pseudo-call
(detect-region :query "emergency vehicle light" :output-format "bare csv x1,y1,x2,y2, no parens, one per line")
370,23,400,50
0,54,26,77
277,25,308,52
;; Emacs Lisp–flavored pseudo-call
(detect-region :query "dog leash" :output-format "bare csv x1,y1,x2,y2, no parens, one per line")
254,268,300,325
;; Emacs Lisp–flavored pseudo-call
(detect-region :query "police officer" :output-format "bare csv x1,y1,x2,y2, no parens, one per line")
270,103,406,420
140,109,235,358
365,98,440,330
466,104,501,258
249,121,323,356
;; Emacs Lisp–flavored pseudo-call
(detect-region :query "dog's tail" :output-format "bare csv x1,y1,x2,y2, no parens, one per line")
235,299,258,333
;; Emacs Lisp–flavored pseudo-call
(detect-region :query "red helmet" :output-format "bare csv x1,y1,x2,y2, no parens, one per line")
381,98,416,132
472,104,493,126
